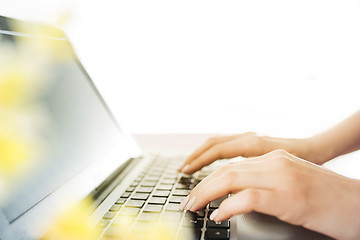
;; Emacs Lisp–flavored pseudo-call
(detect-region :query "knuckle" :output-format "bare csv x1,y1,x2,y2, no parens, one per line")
207,137,218,145
244,131,256,136
270,149,289,157
273,156,292,169
215,165,231,178
222,166,238,188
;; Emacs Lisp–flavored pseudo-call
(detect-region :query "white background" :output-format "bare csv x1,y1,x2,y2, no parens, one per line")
1,0,360,177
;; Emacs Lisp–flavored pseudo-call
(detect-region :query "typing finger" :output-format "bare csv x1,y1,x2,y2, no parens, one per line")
178,135,240,172
209,188,281,222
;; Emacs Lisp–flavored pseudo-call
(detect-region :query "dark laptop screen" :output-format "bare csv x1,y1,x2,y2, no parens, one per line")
0,27,123,222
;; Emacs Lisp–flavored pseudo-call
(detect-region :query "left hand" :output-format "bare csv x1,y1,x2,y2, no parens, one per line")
180,150,360,240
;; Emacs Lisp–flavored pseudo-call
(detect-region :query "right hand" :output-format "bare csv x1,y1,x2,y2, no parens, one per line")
178,132,321,174
182,150,360,240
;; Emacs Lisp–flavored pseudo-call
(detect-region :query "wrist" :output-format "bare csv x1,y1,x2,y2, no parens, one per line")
261,136,319,163
307,135,338,164
346,179,360,240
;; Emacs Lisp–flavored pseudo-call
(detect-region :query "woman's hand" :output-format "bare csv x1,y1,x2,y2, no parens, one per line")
180,150,360,240
178,132,323,174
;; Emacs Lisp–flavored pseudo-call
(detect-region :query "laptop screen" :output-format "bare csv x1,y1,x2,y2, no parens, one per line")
0,25,125,223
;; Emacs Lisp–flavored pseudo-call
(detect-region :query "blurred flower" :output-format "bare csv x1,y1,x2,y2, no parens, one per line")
41,198,100,240
0,132,34,177
0,44,46,203
0,44,46,109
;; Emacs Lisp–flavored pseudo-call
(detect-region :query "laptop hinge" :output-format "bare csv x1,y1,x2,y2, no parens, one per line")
85,157,142,212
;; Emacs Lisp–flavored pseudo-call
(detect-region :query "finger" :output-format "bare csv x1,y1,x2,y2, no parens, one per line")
210,189,283,222
179,135,240,172
184,150,296,210
181,140,252,174
185,161,278,211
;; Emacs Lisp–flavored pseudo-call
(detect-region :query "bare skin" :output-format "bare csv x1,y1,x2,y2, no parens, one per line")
178,111,360,240
180,150,360,240
179,111,360,174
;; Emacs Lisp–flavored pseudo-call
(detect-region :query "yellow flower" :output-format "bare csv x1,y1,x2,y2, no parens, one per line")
0,45,45,109
0,44,45,202
0,133,33,176
0,70,30,108
41,198,100,240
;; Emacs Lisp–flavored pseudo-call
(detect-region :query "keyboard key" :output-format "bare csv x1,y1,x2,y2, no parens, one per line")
127,231,148,239
143,204,163,213
160,179,176,185
157,185,172,191
109,204,121,212
113,216,135,225
162,212,182,221
149,171,163,176
121,192,131,198
126,200,145,208
131,193,149,200
164,169,178,175
183,218,204,228
176,183,191,189
163,176,177,180
141,181,157,187
209,196,228,209
95,219,110,228
169,196,185,204
173,189,190,196
103,212,116,219
144,176,160,181
204,228,230,240
126,186,135,192
148,173,162,178
206,219,230,229
165,203,182,212
130,181,139,187
136,187,153,193
132,222,153,232
120,207,139,216
138,212,159,222
104,226,126,238
135,176,143,182
179,176,192,184
148,197,167,205
185,210,205,220
116,198,127,204
153,190,170,197
178,228,201,240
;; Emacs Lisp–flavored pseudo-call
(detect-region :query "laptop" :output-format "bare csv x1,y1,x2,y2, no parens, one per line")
0,15,332,240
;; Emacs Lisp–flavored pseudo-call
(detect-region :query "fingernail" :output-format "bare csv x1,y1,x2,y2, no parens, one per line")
210,209,218,220
185,196,196,210
179,196,189,210
182,165,190,173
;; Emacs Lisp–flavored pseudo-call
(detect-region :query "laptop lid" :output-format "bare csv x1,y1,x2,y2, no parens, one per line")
0,15,140,239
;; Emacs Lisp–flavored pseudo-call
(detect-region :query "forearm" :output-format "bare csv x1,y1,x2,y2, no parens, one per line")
310,111,360,164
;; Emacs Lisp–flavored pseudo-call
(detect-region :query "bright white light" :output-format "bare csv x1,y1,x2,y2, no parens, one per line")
1,0,360,137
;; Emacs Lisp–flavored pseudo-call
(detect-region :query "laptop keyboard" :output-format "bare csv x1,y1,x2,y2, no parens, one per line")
96,156,230,240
